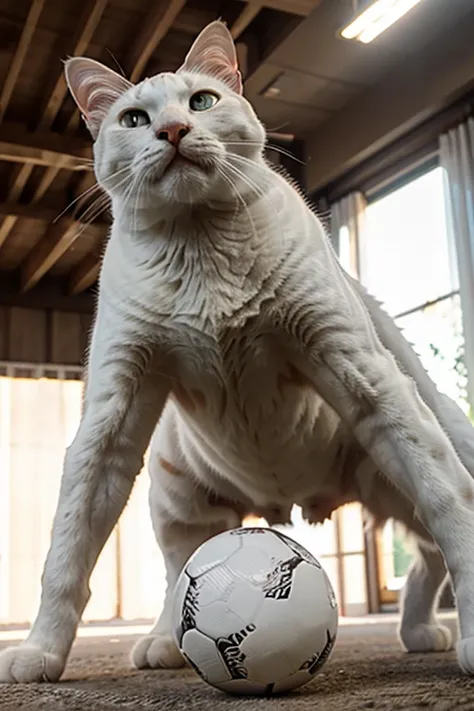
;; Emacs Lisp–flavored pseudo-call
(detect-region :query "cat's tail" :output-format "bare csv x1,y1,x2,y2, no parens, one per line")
348,273,474,478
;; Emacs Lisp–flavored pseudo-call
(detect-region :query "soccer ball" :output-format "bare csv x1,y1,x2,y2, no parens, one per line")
171,527,338,695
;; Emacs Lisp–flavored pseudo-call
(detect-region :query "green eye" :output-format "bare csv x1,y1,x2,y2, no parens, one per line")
120,109,150,128
189,91,219,112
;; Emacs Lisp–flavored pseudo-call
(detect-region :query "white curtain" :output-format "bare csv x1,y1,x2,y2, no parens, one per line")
330,192,367,278
440,118,474,408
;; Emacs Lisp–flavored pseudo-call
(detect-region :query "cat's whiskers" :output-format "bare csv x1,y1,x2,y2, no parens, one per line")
132,174,143,236
134,171,151,235
216,168,256,243
67,172,133,243
53,183,104,224
221,158,267,202
222,157,279,228
115,171,140,228
77,193,111,227
229,152,296,181
222,141,306,166
53,164,132,224
75,170,132,226
227,154,287,215
222,157,283,246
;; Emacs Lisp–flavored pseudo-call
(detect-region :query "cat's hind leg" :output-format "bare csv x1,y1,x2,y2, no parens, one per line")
289,276,474,673
362,478,454,654
399,541,452,653
131,409,242,670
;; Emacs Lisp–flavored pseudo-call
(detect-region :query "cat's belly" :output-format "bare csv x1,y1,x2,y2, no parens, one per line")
163,368,350,506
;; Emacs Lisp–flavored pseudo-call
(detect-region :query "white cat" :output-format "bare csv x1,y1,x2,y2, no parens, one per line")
1,21,474,683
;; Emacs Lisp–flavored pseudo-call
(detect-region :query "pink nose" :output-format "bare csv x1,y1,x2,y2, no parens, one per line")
156,122,190,146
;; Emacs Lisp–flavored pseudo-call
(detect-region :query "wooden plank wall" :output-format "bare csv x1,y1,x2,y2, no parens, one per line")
0,376,170,624
0,377,121,624
0,306,93,367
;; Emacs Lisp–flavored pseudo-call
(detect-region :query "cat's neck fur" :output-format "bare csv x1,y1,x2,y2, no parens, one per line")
107,160,287,278
102,165,289,328
108,152,272,234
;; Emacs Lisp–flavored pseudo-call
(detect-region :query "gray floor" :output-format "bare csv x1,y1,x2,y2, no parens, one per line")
0,614,472,711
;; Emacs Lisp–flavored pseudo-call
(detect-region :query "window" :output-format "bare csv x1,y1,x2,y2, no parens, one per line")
359,165,465,602
362,166,466,413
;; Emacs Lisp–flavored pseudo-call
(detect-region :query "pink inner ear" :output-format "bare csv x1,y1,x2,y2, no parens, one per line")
192,49,242,94
65,58,132,138
178,21,243,95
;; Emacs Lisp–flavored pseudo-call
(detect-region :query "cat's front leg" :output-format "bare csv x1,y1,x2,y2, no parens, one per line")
0,312,170,683
283,282,474,674
131,414,242,670
132,516,233,671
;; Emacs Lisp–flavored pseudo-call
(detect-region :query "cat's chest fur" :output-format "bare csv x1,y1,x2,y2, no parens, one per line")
104,206,284,330
161,321,347,504
102,208,350,503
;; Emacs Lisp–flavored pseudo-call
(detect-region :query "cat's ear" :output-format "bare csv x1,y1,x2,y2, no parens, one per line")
64,58,133,139
178,21,243,95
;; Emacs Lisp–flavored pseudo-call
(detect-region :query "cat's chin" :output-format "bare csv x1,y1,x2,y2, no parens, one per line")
150,163,216,206
164,154,203,173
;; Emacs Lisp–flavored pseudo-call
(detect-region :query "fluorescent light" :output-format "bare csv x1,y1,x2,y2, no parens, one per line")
340,0,423,44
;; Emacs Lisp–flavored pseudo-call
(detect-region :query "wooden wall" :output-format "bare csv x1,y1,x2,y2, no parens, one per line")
0,306,92,368
0,376,167,624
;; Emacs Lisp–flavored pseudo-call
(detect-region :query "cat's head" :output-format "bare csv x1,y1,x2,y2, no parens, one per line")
65,21,266,211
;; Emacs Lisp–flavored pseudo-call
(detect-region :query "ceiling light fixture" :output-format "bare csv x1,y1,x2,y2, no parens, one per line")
340,0,424,44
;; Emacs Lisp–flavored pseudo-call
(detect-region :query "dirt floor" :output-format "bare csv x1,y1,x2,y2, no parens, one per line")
0,616,473,711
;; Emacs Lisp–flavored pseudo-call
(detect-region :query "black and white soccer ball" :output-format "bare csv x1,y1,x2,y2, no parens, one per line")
171,527,338,695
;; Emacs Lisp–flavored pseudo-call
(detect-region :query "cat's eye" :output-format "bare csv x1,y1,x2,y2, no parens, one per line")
120,109,151,128
189,91,219,112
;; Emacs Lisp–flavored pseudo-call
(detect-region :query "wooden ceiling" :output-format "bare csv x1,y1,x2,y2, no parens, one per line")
0,0,319,311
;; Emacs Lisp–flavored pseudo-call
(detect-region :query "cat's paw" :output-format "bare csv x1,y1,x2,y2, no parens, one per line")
457,637,474,674
399,623,453,653
131,634,185,670
0,645,64,683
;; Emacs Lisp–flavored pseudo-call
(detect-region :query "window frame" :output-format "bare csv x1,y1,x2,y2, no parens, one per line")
360,160,459,319
358,161,464,609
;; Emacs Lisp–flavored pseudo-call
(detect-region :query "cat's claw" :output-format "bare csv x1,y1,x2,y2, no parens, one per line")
399,623,453,653
0,645,64,683
131,634,184,670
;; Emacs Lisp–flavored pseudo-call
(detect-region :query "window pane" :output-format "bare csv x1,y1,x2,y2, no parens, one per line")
361,167,457,316
396,294,468,412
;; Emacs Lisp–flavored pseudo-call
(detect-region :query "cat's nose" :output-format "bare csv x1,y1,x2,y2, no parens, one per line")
156,122,191,146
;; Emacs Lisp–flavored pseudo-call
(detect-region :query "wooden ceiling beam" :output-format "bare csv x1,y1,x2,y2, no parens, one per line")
69,252,102,295
236,0,311,15
0,0,106,252
0,128,91,252
0,124,91,162
28,0,109,199
0,202,59,222
0,137,90,171
70,171,98,221
20,220,99,292
38,0,108,131
0,216,20,251
231,3,262,40
127,0,187,83
0,0,46,125
242,2,319,84
0,200,108,224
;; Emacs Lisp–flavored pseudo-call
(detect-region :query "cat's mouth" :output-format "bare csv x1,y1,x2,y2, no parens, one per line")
138,146,214,185
165,153,200,172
